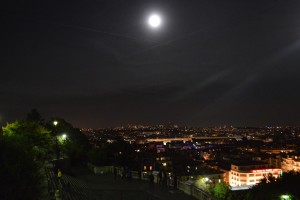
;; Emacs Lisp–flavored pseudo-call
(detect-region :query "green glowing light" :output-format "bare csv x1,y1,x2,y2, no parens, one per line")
280,194,292,200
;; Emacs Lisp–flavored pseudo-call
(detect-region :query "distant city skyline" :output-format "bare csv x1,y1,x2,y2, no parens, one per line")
1,0,300,128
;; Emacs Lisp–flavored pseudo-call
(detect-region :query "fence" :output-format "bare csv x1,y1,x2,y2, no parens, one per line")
177,181,217,200
87,164,216,200
87,163,114,174
86,189,162,200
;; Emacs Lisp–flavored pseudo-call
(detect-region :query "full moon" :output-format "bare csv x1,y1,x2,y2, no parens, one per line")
148,14,161,28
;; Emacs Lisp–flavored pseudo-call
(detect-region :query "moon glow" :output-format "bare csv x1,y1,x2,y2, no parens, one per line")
148,14,161,28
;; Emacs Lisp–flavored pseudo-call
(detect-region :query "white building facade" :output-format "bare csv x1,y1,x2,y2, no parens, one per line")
229,163,281,190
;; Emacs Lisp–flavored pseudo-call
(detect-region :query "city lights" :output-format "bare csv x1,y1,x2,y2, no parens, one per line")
2,0,300,199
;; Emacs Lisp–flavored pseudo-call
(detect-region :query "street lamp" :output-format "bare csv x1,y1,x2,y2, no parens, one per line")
53,120,58,126
280,194,292,200
56,133,68,143
53,120,60,159
62,134,67,140
205,177,209,190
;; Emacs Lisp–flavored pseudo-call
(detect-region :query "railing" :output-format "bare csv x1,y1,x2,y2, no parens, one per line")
44,167,60,196
84,189,162,200
177,181,217,200
87,164,217,200
178,181,192,195
192,187,216,200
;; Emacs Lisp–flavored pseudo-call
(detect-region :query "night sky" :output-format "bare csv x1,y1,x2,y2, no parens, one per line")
1,0,300,128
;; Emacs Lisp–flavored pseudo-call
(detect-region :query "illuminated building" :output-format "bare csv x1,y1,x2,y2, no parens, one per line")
282,156,300,172
229,162,281,190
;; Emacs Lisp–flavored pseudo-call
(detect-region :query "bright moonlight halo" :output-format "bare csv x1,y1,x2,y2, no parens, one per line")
148,14,161,28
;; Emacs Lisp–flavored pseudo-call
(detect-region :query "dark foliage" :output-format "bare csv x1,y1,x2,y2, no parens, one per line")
88,138,135,168
0,137,42,200
46,118,91,164
245,172,300,200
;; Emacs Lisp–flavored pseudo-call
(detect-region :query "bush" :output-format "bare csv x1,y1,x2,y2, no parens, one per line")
0,138,43,200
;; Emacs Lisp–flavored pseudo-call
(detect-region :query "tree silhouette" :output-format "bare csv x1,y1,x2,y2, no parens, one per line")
0,130,43,200
245,172,300,200
213,182,230,200
2,120,52,161
46,118,91,164
26,109,44,124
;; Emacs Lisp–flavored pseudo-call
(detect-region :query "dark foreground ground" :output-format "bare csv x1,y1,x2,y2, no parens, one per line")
42,164,197,200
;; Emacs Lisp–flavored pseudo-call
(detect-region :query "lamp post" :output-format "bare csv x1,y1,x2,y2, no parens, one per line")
205,177,209,191
53,121,60,160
